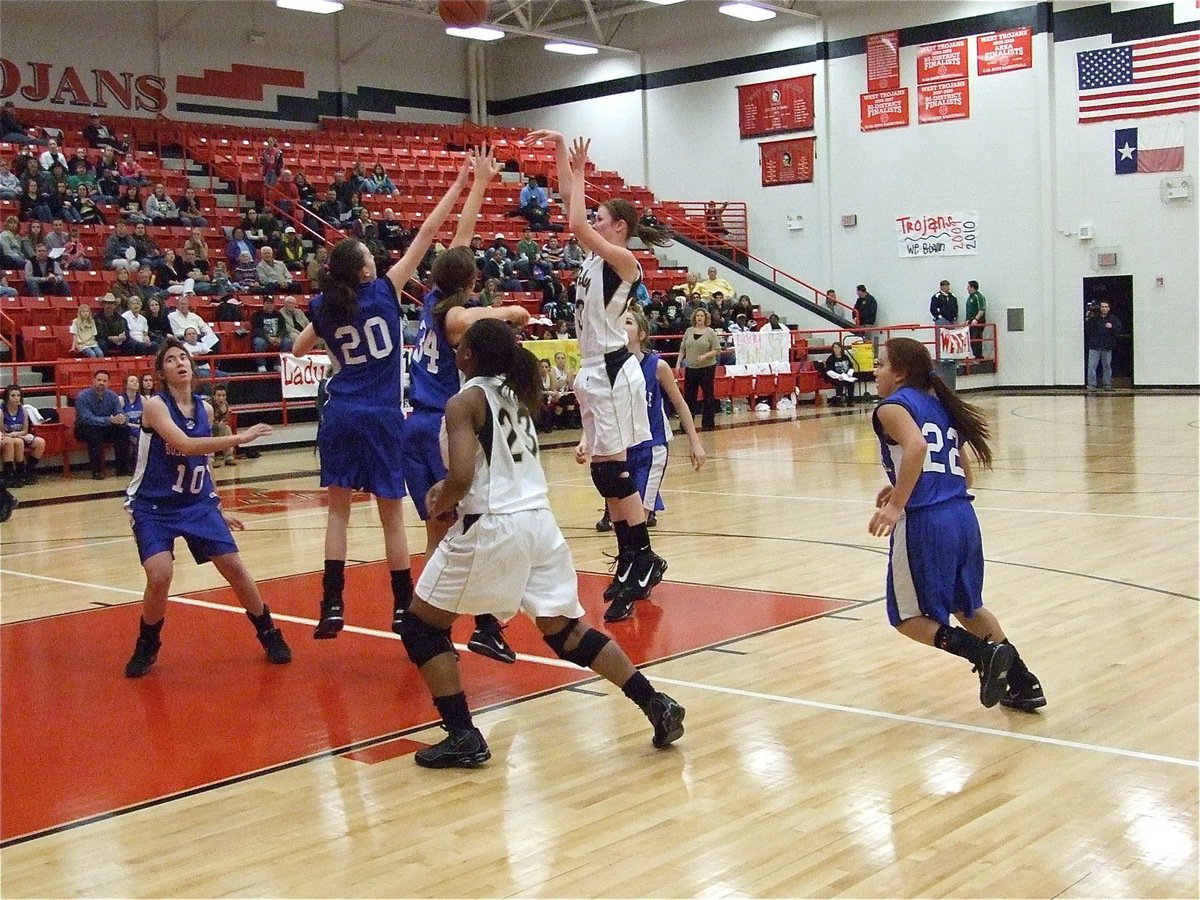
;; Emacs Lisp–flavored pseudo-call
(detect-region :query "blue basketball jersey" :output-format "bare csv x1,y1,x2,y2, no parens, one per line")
122,393,143,445
2,406,26,434
409,288,461,413
311,277,404,407
872,386,970,510
126,393,218,510
634,351,669,450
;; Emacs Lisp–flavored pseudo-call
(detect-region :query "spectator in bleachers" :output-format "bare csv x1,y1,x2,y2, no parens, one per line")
821,341,856,407
70,147,92,173
261,136,284,187
140,373,155,397
110,265,137,307
131,223,165,270
144,183,181,225
209,260,236,299
676,308,719,431
477,277,501,307
251,294,292,371
306,245,328,283
278,294,309,342
294,171,317,209
122,296,155,354
46,182,82,224
350,206,373,238
180,326,218,378
24,243,67,296
330,170,354,208
854,284,877,328
19,156,51,196
824,287,839,314
59,225,92,270
118,152,146,187
705,201,729,235
697,266,735,302
67,158,96,195
0,274,16,297
0,216,26,268
734,294,755,320
19,221,45,259
483,235,522,291
3,385,45,484
509,174,550,230
95,150,119,199
96,294,132,355
225,227,254,267
278,227,306,271
728,312,751,334
47,161,70,191
168,292,220,354
233,249,259,291
183,226,209,264
119,374,144,455
759,312,787,331
552,316,572,340
19,181,50,223
44,219,69,252
38,140,68,172
378,207,409,253
116,184,148,224
0,160,20,199
70,302,103,357
256,246,299,294
515,228,540,271
467,233,486,270
541,234,565,269
214,293,244,324
144,297,171,347
361,224,388,272
347,161,369,195
273,169,298,215
672,271,699,298
529,254,557,301
210,383,236,466
240,208,270,249
348,190,368,224
154,249,187,292
73,185,106,225
83,113,127,153
363,163,396,196
315,187,347,234
74,368,131,476
179,246,211,293
133,265,162,304
104,220,139,271
1,101,46,145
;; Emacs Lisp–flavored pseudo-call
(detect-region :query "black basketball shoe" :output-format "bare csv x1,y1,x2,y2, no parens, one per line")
603,550,636,603
642,692,686,749
313,597,344,639
973,641,1016,708
415,727,491,769
124,633,161,678
467,620,516,664
257,627,292,664
1000,674,1047,712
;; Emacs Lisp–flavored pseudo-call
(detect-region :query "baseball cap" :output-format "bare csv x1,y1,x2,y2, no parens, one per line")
494,233,506,239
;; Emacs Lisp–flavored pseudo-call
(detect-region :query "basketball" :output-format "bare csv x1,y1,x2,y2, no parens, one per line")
438,0,489,27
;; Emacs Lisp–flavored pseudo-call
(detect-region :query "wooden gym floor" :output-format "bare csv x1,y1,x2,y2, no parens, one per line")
0,392,1196,898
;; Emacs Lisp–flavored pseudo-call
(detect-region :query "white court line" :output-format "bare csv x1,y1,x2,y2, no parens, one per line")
650,676,1199,769
4,568,1192,770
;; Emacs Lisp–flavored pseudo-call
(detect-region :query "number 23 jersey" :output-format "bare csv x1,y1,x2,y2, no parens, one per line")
126,393,218,511
311,277,403,406
440,376,548,516
872,386,970,510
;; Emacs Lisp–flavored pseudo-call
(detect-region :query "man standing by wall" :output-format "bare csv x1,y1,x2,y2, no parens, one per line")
965,280,986,359
930,279,958,325
854,284,877,330
1085,301,1120,391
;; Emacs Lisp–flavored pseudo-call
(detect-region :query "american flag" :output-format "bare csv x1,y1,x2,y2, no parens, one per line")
1077,32,1200,123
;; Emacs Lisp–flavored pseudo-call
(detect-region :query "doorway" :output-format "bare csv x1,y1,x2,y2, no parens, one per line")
1083,275,1134,388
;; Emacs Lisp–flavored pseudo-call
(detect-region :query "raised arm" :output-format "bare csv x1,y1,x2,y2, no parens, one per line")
525,129,570,212
564,137,639,282
451,147,502,249
142,395,271,456
385,156,471,298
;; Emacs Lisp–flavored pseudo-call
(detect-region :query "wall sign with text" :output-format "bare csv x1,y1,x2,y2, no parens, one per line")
860,88,910,131
976,27,1033,75
759,136,815,187
916,38,969,85
737,75,815,138
866,31,900,92
918,78,970,123
896,211,979,258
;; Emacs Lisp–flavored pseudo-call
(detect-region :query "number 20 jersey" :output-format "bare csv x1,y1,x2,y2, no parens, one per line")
872,386,969,510
441,376,549,516
311,277,404,406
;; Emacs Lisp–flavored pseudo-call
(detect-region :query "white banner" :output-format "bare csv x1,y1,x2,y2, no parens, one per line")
280,353,331,399
938,326,972,360
895,211,978,257
732,331,791,366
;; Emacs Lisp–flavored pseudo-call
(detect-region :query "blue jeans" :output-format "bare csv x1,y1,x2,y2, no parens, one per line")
1087,349,1112,389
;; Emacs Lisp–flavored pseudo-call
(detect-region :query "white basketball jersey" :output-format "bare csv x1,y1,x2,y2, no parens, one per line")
574,252,643,361
440,375,549,516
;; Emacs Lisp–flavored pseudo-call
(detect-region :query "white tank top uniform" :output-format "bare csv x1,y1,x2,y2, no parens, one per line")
572,252,652,457
415,375,586,621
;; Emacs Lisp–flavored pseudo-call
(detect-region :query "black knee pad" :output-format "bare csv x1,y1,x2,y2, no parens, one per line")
399,613,454,667
544,621,611,668
591,460,637,500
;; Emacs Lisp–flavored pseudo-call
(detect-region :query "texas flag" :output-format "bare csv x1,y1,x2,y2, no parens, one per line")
1114,122,1186,174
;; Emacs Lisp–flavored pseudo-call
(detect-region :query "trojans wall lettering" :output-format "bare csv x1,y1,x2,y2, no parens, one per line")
0,59,168,112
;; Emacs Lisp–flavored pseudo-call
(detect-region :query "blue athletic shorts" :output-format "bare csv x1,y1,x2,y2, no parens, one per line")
627,443,666,512
131,501,238,565
886,499,984,627
317,399,407,500
401,409,446,521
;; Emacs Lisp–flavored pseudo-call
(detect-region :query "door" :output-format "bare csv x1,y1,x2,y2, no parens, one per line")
1082,275,1134,387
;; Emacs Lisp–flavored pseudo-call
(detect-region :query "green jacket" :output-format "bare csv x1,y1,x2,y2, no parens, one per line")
966,290,986,322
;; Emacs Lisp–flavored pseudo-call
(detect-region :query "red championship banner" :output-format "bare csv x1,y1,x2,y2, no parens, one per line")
759,136,815,186
866,31,900,91
738,75,815,138
916,38,969,84
976,27,1033,75
860,88,909,131
918,78,970,123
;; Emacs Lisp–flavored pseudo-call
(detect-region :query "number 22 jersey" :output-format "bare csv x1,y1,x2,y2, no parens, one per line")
872,386,970,510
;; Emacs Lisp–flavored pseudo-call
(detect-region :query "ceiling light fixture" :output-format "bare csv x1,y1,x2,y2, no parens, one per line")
275,0,344,13
545,41,600,55
445,25,506,41
718,2,776,22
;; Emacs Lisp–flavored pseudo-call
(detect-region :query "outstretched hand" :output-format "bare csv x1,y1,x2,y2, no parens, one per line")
524,129,564,145
567,137,591,177
240,422,273,444
469,145,503,182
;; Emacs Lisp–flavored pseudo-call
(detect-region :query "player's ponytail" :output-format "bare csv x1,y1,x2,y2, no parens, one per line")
317,238,365,328
885,337,993,469
461,318,542,416
602,199,673,248
431,246,478,321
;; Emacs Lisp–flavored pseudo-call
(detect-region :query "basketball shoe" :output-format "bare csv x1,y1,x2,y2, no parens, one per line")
973,640,1016,708
415,727,491,768
1000,670,1047,712
124,633,161,678
313,597,344,639
641,692,686,749
467,618,516,664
